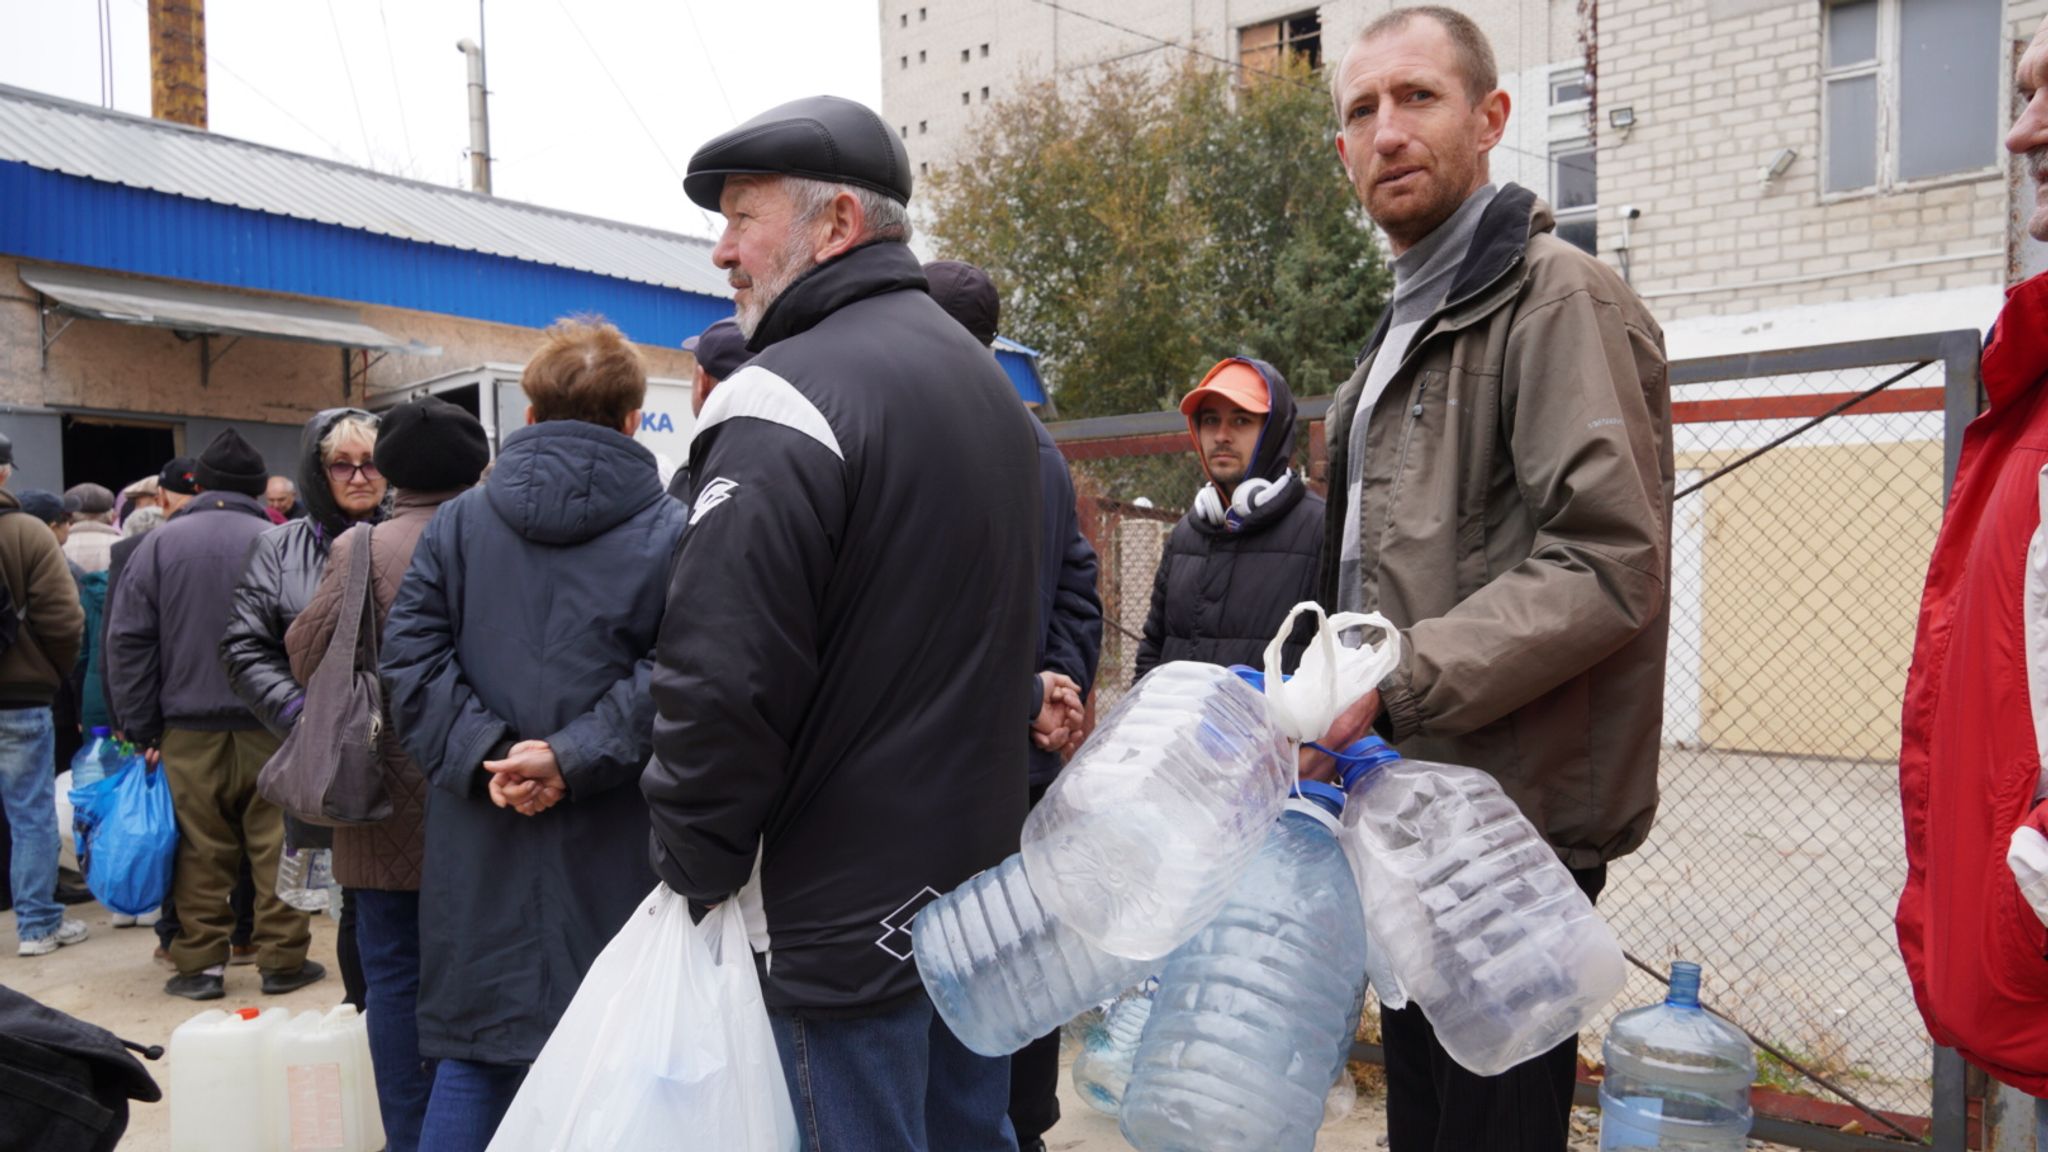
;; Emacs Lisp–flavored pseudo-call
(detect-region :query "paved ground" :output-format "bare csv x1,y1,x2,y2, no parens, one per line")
4,896,1397,1151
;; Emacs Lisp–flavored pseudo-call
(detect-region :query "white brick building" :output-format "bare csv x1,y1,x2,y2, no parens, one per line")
880,0,2047,360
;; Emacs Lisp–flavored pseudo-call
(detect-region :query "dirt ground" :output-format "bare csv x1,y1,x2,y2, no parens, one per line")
1,896,1404,1150
0,898,1765,1151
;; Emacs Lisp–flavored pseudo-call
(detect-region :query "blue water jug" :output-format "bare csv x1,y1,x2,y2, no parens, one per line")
914,852,1151,1057
1599,961,1755,1150
1118,781,1370,1152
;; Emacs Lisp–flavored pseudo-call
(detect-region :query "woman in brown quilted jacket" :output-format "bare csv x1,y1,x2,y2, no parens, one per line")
285,398,488,1152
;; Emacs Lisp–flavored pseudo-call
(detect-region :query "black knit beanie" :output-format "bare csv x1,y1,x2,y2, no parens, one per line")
372,398,490,491
194,429,269,497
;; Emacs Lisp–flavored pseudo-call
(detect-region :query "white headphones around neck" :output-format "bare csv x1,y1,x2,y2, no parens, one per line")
1194,472,1293,530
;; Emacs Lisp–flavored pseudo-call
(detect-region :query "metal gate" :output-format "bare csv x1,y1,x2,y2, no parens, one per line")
1050,330,2003,1149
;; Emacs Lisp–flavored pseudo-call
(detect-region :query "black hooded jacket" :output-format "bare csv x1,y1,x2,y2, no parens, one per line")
1135,358,1325,679
643,241,1041,1016
221,408,381,736
381,419,686,1064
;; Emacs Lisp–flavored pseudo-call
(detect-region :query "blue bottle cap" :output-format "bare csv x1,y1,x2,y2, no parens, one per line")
1290,780,1347,815
1231,665,1287,692
1328,736,1401,791
90,726,110,737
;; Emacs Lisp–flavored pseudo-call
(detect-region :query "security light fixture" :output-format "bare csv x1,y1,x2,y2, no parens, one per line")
1608,106,1636,131
1764,147,1798,183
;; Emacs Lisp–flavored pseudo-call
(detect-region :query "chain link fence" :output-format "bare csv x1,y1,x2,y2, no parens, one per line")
1051,331,1982,1148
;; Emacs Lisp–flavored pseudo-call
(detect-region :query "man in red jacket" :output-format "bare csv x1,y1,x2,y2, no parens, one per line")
1897,16,2048,1138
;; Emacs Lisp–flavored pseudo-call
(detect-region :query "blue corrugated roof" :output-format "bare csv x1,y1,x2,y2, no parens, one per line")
993,336,1046,406
0,83,727,296
0,160,730,348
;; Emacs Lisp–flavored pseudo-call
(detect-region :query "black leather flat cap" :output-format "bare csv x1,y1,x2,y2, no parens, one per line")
685,95,913,211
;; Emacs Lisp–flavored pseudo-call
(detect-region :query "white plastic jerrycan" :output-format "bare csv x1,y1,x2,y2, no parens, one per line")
278,1004,386,1152
169,1006,291,1152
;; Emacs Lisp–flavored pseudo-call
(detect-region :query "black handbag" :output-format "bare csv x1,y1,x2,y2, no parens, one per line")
257,525,392,826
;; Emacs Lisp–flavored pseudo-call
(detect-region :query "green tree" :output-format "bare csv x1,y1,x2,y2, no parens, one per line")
926,57,1390,424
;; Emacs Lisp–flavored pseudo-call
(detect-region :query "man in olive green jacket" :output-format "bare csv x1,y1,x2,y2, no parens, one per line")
1314,8,1672,1152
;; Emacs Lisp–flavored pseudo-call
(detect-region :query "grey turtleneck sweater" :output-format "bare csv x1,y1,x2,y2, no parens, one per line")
1336,183,1499,612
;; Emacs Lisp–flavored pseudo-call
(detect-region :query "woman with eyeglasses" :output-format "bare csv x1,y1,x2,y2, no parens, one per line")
220,408,387,1008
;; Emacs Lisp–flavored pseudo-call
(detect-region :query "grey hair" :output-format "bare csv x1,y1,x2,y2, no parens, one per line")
784,177,914,245
318,413,380,463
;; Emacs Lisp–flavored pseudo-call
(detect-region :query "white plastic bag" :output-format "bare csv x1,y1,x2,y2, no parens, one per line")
1260,602,1402,743
2011,825,2048,930
487,890,798,1152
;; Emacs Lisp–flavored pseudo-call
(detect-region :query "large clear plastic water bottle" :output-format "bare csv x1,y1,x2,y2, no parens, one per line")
913,853,1151,1057
1020,662,1294,960
1344,741,1626,1076
70,726,127,790
1072,980,1155,1116
1599,962,1755,1150
276,844,340,915
1118,782,1370,1152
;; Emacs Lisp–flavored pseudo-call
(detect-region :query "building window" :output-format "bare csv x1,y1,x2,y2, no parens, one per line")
919,121,928,134
980,43,990,57
962,48,971,63
900,13,908,27
900,126,909,138
1238,11,1321,82
918,49,927,63
1551,144,1597,255
962,91,971,105
1550,71,1589,105
981,86,990,102
920,162,929,176
919,6,926,20
900,56,909,70
1823,0,1999,194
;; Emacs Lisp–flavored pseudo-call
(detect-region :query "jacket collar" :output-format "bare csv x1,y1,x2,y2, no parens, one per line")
390,487,467,515
748,240,928,352
1356,183,1545,363
1984,271,2048,412
178,491,272,521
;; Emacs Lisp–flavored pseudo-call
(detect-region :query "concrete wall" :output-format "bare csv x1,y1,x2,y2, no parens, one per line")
0,256,700,486
1599,0,2044,321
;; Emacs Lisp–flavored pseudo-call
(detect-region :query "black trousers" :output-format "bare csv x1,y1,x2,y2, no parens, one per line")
1382,863,1607,1152
1007,781,1063,1145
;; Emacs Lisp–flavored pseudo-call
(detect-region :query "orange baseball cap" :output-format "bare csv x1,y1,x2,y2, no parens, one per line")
1178,359,1271,417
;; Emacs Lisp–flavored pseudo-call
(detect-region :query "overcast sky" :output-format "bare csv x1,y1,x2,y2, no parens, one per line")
0,0,883,240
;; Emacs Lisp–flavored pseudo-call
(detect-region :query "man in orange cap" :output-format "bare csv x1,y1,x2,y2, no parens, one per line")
1135,357,1324,678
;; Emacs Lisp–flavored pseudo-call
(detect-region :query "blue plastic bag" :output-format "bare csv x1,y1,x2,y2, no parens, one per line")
86,757,176,916
67,770,121,890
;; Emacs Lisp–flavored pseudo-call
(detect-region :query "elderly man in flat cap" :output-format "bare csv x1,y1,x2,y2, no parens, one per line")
644,96,1040,1150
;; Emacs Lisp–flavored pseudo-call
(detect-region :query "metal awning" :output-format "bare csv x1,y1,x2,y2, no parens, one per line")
19,264,438,355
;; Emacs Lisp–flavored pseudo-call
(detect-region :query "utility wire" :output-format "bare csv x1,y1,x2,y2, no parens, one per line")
120,0,360,163
324,0,376,163
376,0,417,173
679,0,737,124
551,0,688,189
1023,0,1595,179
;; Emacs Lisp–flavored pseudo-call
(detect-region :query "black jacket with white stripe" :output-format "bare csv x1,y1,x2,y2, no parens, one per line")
644,240,1041,1016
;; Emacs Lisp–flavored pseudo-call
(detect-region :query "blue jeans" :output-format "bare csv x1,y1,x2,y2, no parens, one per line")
0,708,59,940
771,991,1016,1152
419,1058,525,1152
355,889,429,1152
